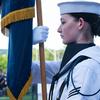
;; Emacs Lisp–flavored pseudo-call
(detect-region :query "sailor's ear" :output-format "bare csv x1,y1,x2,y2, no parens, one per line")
78,18,85,30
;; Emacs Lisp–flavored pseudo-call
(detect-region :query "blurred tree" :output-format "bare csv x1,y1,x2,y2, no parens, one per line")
0,55,7,73
0,48,64,72
32,48,64,61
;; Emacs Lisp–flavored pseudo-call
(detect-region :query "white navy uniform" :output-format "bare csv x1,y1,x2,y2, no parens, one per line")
32,46,100,100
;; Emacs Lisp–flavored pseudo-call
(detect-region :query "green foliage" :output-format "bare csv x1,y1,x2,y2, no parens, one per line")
32,48,39,61
45,49,54,61
0,55,7,73
32,48,64,61
0,49,64,72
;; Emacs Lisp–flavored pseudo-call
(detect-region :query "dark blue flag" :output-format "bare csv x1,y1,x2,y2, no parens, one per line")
1,0,35,99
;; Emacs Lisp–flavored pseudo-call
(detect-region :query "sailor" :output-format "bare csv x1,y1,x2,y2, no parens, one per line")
31,0,100,100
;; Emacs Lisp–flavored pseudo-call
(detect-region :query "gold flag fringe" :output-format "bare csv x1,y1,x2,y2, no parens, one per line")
7,73,32,100
1,7,35,35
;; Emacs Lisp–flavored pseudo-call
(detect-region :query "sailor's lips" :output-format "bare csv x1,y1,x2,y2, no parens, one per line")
60,35,64,39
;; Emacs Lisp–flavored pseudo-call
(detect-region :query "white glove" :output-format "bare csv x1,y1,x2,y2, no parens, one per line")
33,26,49,45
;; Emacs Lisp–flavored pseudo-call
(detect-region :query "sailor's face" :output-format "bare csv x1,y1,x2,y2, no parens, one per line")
57,14,80,44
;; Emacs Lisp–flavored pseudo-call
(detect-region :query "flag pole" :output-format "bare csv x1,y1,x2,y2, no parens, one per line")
36,0,47,100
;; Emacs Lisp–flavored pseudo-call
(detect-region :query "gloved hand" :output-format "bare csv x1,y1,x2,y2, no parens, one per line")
33,26,49,45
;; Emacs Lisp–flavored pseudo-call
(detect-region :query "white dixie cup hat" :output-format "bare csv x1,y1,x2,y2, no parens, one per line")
58,0,100,15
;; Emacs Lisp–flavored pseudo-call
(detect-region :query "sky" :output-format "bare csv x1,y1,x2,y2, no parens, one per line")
0,0,100,50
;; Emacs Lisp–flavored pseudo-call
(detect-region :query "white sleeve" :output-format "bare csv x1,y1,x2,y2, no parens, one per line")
67,59,100,100
31,61,60,84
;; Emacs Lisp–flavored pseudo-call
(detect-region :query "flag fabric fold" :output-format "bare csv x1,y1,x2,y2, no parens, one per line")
1,0,35,99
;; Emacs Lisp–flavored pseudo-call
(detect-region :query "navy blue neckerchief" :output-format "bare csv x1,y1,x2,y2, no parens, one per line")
60,43,95,70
